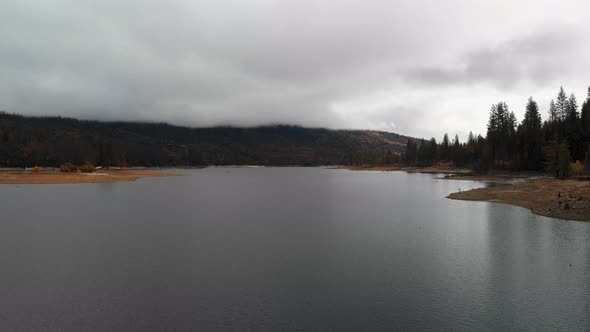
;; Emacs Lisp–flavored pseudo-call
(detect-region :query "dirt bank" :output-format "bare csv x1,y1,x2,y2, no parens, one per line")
448,177,590,222
0,169,182,184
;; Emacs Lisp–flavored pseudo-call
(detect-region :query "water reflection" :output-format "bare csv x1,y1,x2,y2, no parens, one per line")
0,168,588,330
482,204,590,330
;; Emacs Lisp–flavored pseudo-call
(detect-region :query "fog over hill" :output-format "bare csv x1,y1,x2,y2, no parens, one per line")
2,1,590,140
0,113,414,167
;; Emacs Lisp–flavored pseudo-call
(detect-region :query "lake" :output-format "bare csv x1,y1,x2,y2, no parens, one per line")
0,167,589,331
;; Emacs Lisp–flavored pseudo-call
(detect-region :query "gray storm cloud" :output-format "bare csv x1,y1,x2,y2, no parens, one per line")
1,0,589,139
405,26,587,89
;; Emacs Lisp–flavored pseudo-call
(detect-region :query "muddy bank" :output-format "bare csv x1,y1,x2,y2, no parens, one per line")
448,178,590,222
0,170,182,184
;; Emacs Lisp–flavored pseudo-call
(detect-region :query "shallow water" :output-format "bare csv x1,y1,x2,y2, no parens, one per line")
0,167,588,331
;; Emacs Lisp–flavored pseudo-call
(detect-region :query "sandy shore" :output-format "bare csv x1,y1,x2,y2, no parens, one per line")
0,170,182,184
448,177,590,222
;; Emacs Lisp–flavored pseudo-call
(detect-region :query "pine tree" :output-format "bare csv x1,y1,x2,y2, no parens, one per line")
556,87,568,122
508,111,517,134
468,131,475,146
520,97,543,170
452,134,461,164
584,149,590,175
486,102,517,167
486,103,501,165
429,138,437,163
487,104,499,138
548,99,558,123
563,92,584,161
557,143,571,178
441,133,450,161
581,86,590,134
442,133,450,147
404,140,418,165
566,93,579,121
417,138,430,166
523,97,542,130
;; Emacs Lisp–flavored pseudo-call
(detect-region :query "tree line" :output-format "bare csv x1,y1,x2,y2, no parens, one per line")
0,112,410,167
404,86,590,176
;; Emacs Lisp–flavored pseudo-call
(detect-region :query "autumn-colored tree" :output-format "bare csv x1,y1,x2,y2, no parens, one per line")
571,160,584,176
79,163,96,173
60,162,78,172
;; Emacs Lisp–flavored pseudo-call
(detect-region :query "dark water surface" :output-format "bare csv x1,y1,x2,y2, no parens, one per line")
0,168,589,331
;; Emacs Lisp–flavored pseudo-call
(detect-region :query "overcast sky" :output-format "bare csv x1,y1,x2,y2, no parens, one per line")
1,0,589,139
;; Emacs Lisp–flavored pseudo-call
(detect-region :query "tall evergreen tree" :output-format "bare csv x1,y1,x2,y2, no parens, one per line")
468,131,475,146
556,86,568,122
441,133,450,161
566,93,579,121
429,137,437,163
557,143,571,178
417,138,430,166
520,97,543,170
486,102,517,167
565,93,584,161
508,111,518,133
581,86,590,134
452,134,461,164
405,140,418,165
523,97,542,130
487,104,499,138
548,99,558,123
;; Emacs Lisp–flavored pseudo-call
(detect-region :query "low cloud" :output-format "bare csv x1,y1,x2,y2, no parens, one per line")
1,0,589,139
405,26,587,89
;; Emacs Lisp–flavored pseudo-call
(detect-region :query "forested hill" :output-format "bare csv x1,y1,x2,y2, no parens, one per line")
0,112,413,167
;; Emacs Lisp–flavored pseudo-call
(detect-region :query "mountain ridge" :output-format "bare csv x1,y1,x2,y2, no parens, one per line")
0,112,414,167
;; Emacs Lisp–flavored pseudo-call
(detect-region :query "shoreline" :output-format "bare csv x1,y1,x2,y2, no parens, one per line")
339,165,473,175
339,165,590,222
0,169,183,184
3,165,588,222
447,177,590,222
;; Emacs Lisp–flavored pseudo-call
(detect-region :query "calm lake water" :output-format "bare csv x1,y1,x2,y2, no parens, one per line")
0,167,589,331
